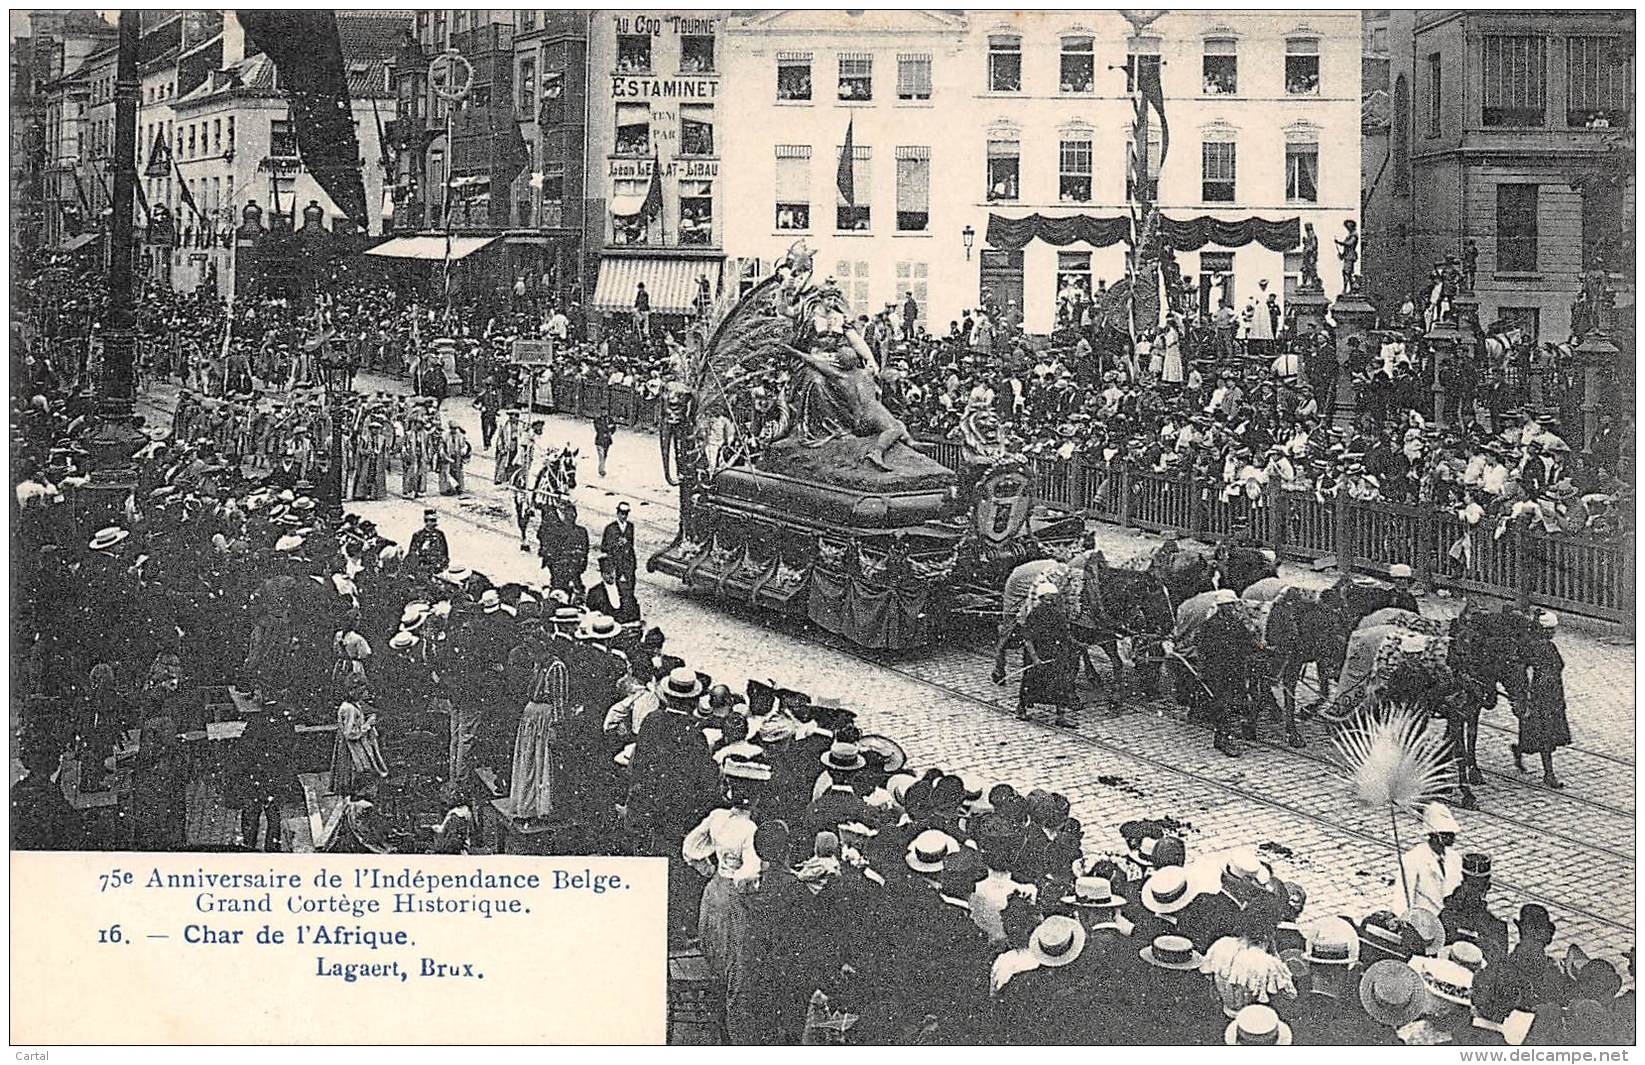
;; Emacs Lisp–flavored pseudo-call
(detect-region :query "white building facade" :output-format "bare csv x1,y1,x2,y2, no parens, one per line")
964,10,1363,335
720,11,971,333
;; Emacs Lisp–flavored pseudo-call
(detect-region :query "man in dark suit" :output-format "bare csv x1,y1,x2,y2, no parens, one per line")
584,556,640,623
550,502,590,598
600,500,638,592
406,508,449,575
1440,852,1510,964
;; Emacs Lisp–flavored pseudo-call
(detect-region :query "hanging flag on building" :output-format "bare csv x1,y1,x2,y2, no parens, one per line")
145,129,172,179
237,11,368,226
641,150,663,221
1138,59,1170,175
837,117,856,206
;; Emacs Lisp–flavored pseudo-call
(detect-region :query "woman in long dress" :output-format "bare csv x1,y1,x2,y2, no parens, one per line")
781,335,851,448
1512,613,1571,789
330,680,388,798
682,759,768,979
509,660,569,821
1160,316,1186,385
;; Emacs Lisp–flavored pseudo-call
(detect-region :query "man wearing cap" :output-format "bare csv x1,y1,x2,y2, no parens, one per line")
1439,852,1509,965
406,508,450,576
1400,801,1462,916
600,501,638,595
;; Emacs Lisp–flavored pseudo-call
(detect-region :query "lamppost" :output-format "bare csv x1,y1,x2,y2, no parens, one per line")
428,49,473,325
961,224,975,261
79,10,148,522
315,332,351,523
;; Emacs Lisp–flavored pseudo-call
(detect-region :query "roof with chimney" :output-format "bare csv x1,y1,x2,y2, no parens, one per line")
174,12,409,108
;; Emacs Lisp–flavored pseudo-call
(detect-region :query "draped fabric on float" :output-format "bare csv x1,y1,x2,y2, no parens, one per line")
237,11,368,227
985,213,1300,253
806,566,933,651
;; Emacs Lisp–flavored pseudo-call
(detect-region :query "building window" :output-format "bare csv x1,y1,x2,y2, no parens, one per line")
679,104,714,156
615,103,649,156
1567,36,1629,128
541,163,564,204
836,259,870,316
836,145,870,230
1057,251,1092,306
1203,37,1237,95
775,145,811,230
1060,37,1095,93
187,124,197,157
1482,35,1545,127
540,71,566,125
1496,184,1539,272
1200,251,1235,311
1283,250,1303,297
986,138,1019,202
517,11,535,33
777,53,812,101
1126,38,1161,92
1285,38,1320,95
897,53,932,101
1202,141,1236,203
738,258,763,298
895,146,929,231
679,179,712,245
1059,139,1092,202
1285,140,1318,203
839,55,872,100
1127,130,1162,201
1425,53,1441,136
988,35,1021,92
681,33,715,74
212,119,221,153
894,261,928,327
226,117,234,154
270,118,295,158
616,33,651,74
610,177,648,245
1497,306,1540,345
518,57,536,113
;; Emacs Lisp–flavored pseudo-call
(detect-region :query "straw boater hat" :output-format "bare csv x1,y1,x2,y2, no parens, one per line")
479,589,516,616
1225,1004,1292,1046
1062,876,1126,910
1303,917,1361,968
1141,866,1197,916
88,526,129,551
905,829,958,875
437,567,472,585
662,666,705,702
1027,915,1087,969
1139,934,1201,971
387,630,421,651
1358,959,1429,1028
1413,956,1474,1008
820,741,866,773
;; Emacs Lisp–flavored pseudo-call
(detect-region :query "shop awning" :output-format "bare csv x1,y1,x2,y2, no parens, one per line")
362,235,498,261
54,233,99,253
593,257,721,315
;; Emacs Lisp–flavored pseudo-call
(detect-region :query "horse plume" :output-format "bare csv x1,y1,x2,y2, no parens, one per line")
1332,703,1457,810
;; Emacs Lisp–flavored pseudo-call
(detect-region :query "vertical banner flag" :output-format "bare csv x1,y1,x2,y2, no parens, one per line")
837,117,856,206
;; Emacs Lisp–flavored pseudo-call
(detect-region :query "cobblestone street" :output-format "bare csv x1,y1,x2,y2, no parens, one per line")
139,373,1637,965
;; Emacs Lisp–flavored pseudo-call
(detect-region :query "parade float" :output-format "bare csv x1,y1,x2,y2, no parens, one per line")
647,243,1082,650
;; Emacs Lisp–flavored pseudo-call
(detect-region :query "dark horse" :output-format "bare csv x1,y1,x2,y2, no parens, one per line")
1078,562,1181,704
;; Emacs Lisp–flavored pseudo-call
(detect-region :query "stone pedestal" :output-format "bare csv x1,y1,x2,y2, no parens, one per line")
1426,320,1460,428
1289,285,1330,338
1330,290,1378,428
1578,329,1619,454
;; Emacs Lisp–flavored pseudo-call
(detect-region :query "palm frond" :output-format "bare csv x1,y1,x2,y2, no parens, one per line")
1331,702,1456,811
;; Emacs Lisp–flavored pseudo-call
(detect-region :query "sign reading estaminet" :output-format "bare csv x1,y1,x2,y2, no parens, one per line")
11,852,667,1044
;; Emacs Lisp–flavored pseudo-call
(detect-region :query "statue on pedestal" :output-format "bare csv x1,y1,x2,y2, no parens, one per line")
1299,223,1321,291
1462,240,1479,293
1333,220,1359,294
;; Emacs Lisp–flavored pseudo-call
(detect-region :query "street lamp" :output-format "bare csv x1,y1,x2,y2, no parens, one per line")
315,332,351,523
961,224,975,261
